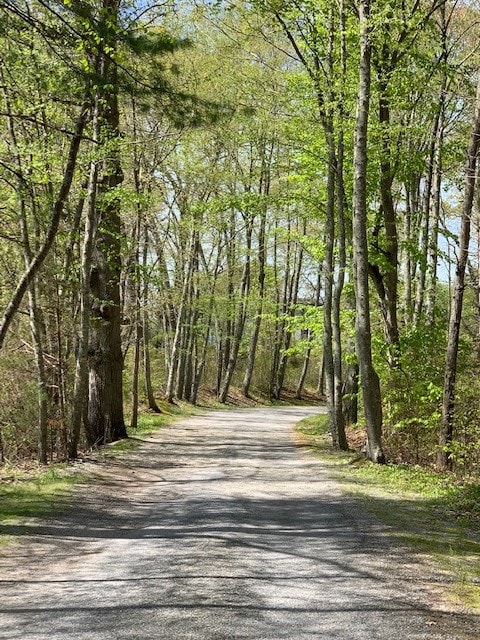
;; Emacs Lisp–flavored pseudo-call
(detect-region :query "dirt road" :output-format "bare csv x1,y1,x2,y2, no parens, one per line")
0,406,477,639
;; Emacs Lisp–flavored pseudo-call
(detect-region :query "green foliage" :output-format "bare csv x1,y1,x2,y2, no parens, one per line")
0,350,45,461
372,322,447,466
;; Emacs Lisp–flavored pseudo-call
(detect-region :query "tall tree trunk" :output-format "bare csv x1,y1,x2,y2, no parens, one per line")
322,146,337,440
426,5,447,325
414,115,437,324
273,219,304,399
375,64,400,359
425,112,444,325
87,1,126,445
165,230,196,402
130,222,142,429
69,101,100,458
218,219,252,403
242,141,270,398
142,226,161,413
269,220,284,397
331,0,348,450
26,286,49,463
352,0,385,464
438,74,480,470
402,185,414,323
342,288,359,426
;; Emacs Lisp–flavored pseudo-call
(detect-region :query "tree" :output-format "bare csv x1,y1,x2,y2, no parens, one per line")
438,72,480,470
352,0,385,464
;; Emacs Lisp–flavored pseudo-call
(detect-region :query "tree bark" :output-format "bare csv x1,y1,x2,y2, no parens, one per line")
242,140,270,398
69,103,100,458
352,0,385,464
438,73,480,470
86,0,126,445
165,230,197,402
218,217,252,403
332,0,348,450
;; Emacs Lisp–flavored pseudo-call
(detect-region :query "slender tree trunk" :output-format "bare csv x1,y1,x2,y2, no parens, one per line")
130,224,142,429
414,116,437,324
413,107,444,324
322,140,337,442
332,0,348,450
342,288,359,426
130,96,143,429
165,231,196,402
296,265,322,400
317,353,325,396
27,286,49,463
425,114,444,325
219,219,252,403
191,310,213,405
426,6,447,325
273,220,304,399
242,144,269,398
352,0,385,464
376,67,400,359
403,185,413,323
69,108,100,457
295,331,312,400
269,221,284,397
438,74,480,470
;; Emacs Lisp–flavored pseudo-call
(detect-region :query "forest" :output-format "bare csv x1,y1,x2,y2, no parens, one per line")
0,0,480,476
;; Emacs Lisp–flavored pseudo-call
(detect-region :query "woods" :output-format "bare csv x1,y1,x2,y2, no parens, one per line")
1,0,480,475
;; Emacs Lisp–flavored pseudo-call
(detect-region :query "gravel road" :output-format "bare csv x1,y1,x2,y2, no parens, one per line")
0,406,478,639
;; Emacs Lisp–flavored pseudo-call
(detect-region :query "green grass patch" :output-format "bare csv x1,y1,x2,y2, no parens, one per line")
296,414,480,612
0,464,80,528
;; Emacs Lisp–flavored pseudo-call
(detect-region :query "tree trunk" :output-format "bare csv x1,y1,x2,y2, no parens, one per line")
87,2,126,445
375,64,400,359
322,140,337,442
69,105,100,458
165,230,197,402
140,220,161,413
218,219,252,403
331,1,348,450
342,289,359,426
273,219,304,399
352,0,385,464
242,143,269,398
426,5,447,325
438,74,480,470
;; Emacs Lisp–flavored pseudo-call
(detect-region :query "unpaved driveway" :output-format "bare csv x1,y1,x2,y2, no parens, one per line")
0,406,478,639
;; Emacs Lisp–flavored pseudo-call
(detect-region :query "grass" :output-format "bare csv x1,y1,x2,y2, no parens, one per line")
296,413,480,612
0,464,81,544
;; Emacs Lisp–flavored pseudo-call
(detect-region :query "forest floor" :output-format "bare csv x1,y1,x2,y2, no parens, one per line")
0,406,479,639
